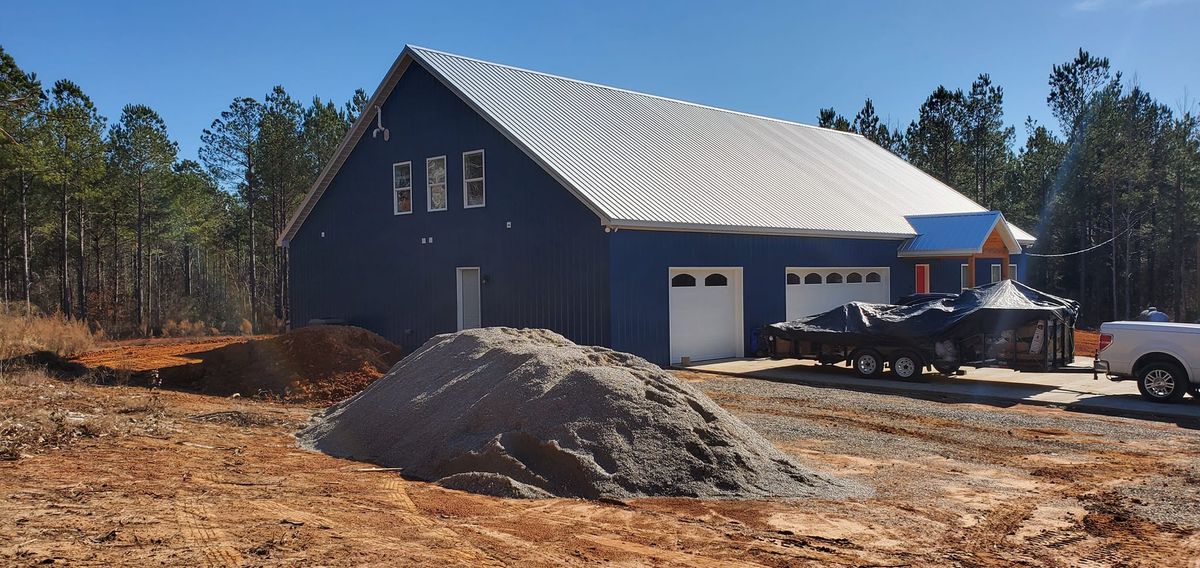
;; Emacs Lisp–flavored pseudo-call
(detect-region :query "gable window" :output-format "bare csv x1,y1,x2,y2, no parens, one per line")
392,162,412,215
990,264,1002,283
960,264,970,290
463,150,485,208
426,156,447,212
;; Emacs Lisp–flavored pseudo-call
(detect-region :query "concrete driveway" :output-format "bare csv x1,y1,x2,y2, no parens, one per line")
684,357,1200,425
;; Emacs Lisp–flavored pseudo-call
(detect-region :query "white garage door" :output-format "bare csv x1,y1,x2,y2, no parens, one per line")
669,268,743,364
785,267,890,321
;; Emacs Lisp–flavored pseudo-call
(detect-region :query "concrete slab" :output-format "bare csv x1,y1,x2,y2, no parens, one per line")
684,357,1200,424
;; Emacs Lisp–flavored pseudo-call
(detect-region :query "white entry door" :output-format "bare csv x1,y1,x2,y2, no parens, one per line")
785,267,890,321
669,268,743,364
457,267,481,330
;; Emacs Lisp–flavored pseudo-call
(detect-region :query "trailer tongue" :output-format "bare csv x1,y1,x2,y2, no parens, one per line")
759,280,1080,379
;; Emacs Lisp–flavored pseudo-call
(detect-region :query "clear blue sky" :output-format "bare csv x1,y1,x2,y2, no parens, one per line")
3,0,1197,161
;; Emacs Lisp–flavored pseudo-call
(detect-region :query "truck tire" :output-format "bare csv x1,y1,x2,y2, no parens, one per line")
852,349,884,378
891,352,924,380
1136,362,1190,403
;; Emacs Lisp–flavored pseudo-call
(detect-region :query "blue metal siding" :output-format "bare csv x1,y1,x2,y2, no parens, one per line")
609,231,909,365
289,64,609,353
924,258,966,293
975,259,1002,286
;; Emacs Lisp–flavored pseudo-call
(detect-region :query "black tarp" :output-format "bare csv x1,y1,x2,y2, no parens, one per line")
765,280,1078,349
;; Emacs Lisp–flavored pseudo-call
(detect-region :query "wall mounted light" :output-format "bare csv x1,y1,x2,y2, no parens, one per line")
371,105,389,141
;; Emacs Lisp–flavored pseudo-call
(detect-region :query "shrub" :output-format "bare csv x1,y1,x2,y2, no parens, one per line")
239,319,254,336
0,312,94,362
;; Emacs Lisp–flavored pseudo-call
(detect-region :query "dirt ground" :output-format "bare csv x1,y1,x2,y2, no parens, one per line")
73,336,256,372
1075,329,1101,358
3,340,1199,566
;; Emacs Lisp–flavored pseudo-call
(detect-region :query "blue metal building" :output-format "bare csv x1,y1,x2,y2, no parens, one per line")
279,46,1034,366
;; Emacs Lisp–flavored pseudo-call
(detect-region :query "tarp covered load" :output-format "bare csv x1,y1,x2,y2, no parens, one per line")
766,280,1078,350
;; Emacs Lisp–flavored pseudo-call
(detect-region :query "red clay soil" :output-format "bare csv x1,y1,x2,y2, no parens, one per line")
170,326,404,403
73,336,255,372
72,327,404,404
1075,329,1101,358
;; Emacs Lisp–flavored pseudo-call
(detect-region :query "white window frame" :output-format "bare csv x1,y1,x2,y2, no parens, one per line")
960,263,970,291
392,161,412,216
1009,263,1017,281
426,155,447,212
462,149,486,209
990,263,1002,283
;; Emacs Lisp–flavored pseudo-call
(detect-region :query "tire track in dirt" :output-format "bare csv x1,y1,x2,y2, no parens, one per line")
576,533,767,567
376,476,507,566
175,499,242,567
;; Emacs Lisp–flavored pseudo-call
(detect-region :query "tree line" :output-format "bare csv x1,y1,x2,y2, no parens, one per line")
821,49,1200,325
2,46,1198,333
0,45,365,336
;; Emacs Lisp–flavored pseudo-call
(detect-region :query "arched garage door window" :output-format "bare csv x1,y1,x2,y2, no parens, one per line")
826,273,843,284
704,273,728,286
786,273,801,285
847,272,863,283
866,272,882,283
804,273,822,284
671,273,696,287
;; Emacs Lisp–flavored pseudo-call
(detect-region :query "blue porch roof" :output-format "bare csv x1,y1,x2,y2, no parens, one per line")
898,211,1023,257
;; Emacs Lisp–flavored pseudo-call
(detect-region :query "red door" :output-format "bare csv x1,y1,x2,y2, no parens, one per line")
915,264,930,294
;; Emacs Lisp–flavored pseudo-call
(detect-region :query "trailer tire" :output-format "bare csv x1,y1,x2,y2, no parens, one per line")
934,363,960,375
891,352,924,381
851,349,884,378
1136,362,1189,403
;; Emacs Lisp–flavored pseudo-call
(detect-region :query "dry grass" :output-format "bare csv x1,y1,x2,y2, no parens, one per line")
0,312,94,361
0,368,170,461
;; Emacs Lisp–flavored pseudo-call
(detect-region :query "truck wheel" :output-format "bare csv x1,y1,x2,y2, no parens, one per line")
891,352,924,380
1136,362,1190,403
852,349,884,378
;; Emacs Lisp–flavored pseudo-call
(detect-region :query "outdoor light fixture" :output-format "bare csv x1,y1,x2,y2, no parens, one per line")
371,105,389,141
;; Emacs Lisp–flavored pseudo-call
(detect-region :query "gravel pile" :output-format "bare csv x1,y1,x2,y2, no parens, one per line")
299,327,861,500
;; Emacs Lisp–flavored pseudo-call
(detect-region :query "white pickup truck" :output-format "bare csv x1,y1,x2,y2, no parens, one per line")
1095,321,1200,403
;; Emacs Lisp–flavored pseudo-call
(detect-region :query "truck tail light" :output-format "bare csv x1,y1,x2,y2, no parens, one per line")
1097,333,1113,352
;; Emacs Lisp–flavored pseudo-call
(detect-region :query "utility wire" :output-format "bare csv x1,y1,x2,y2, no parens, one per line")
1024,208,1150,258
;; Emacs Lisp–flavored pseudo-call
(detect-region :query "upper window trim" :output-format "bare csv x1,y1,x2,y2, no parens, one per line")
462,149,486,209
426,155,448,212
392,161,412,216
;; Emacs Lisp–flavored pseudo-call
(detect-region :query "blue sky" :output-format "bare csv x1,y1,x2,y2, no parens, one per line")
3,0,1197,161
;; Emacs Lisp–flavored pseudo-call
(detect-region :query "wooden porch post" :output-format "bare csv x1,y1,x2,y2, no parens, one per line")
967,256,976,288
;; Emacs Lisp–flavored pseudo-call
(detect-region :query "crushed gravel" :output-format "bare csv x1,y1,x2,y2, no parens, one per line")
299,328,865,500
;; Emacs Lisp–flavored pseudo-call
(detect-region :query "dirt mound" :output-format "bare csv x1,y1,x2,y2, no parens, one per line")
169,326,403,403
299,327,863,500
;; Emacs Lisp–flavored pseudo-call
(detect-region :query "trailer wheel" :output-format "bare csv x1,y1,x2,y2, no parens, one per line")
1136,362,1189,403
891,352,923,380
852,349,884,378
933,363,960,375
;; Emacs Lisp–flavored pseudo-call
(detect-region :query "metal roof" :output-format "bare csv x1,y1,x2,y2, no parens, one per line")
897,211,1023,257
280,45,1037,244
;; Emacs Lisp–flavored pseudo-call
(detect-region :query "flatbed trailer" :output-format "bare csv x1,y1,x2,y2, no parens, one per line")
758,281,1080,380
